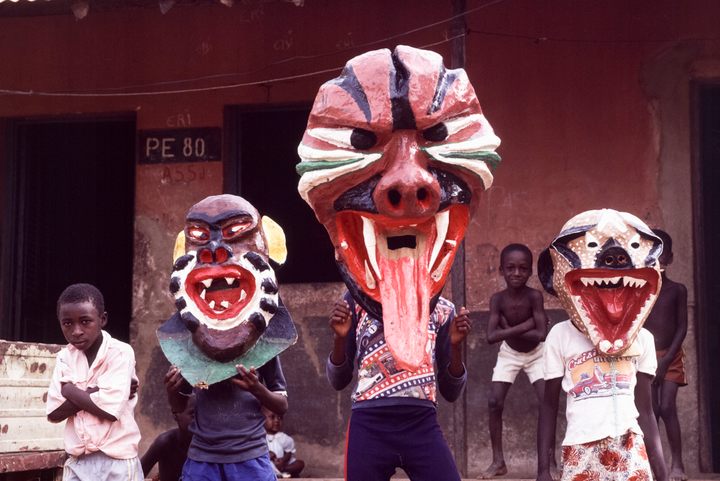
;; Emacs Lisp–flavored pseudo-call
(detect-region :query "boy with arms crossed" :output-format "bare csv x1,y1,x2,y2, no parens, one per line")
46,283,143,481
482,244,549,478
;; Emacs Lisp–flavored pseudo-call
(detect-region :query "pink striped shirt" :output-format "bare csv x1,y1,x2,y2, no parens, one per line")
46,331,141,459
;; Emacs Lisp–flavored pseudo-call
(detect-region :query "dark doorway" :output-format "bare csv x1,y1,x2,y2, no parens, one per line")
696,84,720,471
224,106,339,284
0,117,136,344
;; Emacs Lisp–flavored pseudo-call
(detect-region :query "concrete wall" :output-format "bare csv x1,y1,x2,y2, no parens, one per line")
1,0,719,477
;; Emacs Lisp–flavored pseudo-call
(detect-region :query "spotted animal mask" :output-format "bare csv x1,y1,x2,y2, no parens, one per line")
297,46,500,370
538,209,662,356
157,194,296,387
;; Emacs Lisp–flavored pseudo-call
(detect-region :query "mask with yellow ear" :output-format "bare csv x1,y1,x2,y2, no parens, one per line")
158,194,296,387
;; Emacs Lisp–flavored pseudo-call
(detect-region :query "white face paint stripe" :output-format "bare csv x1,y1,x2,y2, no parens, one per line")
307,128,354,149
426,157,494,190
297,154,382,202
424,133,501,157
443,113,485,136
298,143,372,162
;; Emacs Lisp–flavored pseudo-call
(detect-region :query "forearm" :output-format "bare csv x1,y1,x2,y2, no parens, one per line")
61,384,116,421
168,390,190,413
47,399,81,422
662,329,688,362
537,404,557,474
514,327,545,343
253,385,288,415
330,335,347,365
448,343,465,377
487,320,534,343
537,378,561,476
639,413,668,481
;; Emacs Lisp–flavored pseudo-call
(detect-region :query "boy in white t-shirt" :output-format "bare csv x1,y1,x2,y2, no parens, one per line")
535,209,668,481
540,321,661,480
264,407,304,478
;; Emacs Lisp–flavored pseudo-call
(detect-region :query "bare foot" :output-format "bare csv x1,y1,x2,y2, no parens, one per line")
550,466,561,481
669,467,688,481
479,461,507,479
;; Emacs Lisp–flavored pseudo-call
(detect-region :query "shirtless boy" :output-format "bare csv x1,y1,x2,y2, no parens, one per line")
644,229,688,481
482,244,550,478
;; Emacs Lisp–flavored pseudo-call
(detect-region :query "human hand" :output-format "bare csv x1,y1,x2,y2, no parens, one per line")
232,364,261,393
653,358,670,385
165,366,186,395
499,314,509,329
85,386,99,394
450,307,472,345
129,378,139,399
329,301,352,339
165,366,189,411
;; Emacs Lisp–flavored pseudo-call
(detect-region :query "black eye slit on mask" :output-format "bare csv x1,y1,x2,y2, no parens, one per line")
350,128,377,150
387,235,417,250
422,123,448,142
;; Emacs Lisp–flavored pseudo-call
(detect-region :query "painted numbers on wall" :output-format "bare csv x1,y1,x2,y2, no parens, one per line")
138,128,221,164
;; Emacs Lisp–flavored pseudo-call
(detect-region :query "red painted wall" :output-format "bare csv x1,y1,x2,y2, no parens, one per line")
2,0,719,476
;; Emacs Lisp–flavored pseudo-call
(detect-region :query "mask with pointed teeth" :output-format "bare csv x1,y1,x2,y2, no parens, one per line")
297,46,500,371
538,209,663,356
165,194,286,363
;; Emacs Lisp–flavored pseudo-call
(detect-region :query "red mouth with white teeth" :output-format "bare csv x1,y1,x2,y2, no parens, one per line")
565,267,660,352
335,205,469,301
333,204,469,370
186,266,255,320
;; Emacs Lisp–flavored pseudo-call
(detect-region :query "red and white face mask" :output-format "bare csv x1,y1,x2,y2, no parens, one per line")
539,209,663,356
297,46,500,370
170,194,280,362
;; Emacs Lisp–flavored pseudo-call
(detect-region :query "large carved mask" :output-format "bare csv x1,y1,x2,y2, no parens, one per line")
538,209,662,356
157,194,296,387
297,46,500,370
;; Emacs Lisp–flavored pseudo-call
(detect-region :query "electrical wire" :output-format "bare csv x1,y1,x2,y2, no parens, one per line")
0,32,467,97
0,0,502,97
467,28,720,45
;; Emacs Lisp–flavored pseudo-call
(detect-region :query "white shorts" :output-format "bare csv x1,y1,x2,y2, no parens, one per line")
491,341,544,384
63,451,143,481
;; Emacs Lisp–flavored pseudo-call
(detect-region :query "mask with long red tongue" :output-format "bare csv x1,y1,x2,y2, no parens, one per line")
538,209,663,356
297,46,499,371
377,230,432,370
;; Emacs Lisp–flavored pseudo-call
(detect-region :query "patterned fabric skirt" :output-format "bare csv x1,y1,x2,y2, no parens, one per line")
561,431,652,481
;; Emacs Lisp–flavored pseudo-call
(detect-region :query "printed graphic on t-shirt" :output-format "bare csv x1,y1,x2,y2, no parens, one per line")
567,348,637,400
351,300,452,402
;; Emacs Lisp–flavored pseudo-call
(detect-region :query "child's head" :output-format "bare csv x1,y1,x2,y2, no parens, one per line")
499,243,533,288
652,228,674,268
263,406,283,434
173,394,196,433
56,283,107,351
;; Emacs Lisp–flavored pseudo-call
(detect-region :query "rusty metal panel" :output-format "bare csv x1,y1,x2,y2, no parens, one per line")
0,450,65,474
0,340,64,454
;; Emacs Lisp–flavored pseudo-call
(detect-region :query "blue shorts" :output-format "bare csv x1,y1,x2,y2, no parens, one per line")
181,454,276,481
346,404,461,481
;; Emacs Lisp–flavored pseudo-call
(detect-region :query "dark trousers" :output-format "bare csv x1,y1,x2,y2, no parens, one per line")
345,404,462,481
